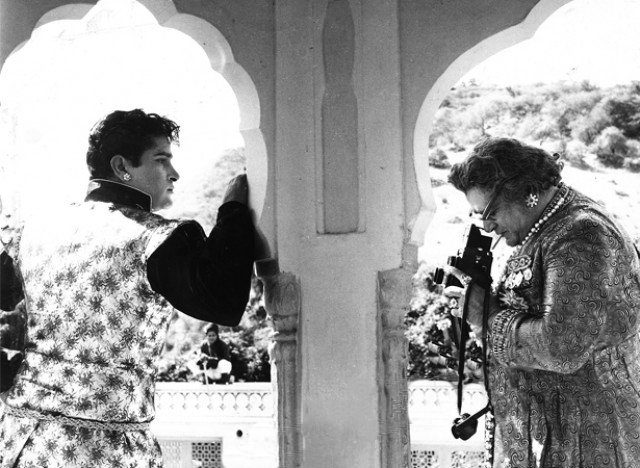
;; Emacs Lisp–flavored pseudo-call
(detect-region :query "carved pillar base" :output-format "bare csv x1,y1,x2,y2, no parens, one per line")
257,259,301,468
378,244,418,468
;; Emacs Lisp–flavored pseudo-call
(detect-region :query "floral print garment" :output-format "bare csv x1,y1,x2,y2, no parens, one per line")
0,201,182,468
487,186,640,468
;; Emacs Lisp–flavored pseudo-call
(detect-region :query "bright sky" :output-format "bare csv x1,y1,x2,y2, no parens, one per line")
0,0,242,219
461,0,640,87
1,0,638,223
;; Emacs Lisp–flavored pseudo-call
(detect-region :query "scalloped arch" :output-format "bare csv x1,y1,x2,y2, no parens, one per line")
410,0,573,245
27,0,267,219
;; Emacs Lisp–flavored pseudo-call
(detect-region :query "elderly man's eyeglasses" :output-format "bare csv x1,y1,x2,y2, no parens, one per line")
469,182,505,221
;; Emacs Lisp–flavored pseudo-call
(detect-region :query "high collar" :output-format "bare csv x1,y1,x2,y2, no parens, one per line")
85,179,152,212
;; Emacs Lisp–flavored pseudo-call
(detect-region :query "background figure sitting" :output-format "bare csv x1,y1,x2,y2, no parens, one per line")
197,324,232,384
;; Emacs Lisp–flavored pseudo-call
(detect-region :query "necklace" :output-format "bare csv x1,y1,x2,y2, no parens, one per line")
498,184,569,285
512,183,568,256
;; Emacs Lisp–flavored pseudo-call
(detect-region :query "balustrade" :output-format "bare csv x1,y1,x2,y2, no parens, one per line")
155,382,274,418
151,380,487,468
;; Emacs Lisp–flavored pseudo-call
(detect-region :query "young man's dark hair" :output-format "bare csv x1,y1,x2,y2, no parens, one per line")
86,109,180,179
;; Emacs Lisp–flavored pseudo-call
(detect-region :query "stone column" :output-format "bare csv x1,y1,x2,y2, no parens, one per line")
378,244,418,468
257,259,301,468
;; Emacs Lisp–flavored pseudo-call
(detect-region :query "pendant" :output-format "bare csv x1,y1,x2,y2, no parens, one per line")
503,255,533,290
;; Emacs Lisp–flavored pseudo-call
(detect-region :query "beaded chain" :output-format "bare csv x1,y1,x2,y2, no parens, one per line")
498,183,569,284
484,183,568,467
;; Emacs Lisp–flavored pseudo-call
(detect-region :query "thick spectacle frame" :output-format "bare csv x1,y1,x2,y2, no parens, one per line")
469,178,513,221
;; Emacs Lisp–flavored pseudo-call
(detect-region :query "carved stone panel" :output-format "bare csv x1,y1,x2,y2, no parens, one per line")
321,0,360,234
378,252,417,468
259,262,302,468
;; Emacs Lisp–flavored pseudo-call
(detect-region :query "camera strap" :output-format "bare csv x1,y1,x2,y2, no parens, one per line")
456,282,472,415
456,280,493,416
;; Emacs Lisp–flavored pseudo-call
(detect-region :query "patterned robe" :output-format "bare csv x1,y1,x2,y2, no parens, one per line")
487,185,640,468
0,200,184,467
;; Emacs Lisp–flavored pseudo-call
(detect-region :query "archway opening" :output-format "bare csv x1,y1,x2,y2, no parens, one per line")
0,0,273,396
408,0,640,464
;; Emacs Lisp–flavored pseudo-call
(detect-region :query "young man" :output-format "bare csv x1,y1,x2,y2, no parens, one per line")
197,324,233,384
0,109,254,467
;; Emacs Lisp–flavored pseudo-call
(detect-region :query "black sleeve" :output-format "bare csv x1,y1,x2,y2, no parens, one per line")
1,250,24,312
146,201,255,326
217,340,231,361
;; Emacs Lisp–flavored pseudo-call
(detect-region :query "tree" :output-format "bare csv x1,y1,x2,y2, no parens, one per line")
606,95,640,139
593,126,632,168
463,99,504,138
428,148,451,169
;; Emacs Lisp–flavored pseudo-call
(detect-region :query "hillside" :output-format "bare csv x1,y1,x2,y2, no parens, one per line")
422,81,640,271
411,81,640,381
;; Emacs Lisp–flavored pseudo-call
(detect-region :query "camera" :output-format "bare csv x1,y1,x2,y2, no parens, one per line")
451,405,490,440
433,224,493,289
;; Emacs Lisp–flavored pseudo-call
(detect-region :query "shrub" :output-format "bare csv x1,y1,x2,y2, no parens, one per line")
429,148,451,169
596,151,625,168
570,114,605,146
594,126,628,155
563,140,590,168
406,266,483,382
626,159,640,173
606,95,640,139
592,126,635,168
626,139,640,159
157,277,273,383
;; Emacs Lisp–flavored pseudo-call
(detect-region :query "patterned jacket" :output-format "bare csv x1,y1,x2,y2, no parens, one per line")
487,185,640,468
0,180,254,467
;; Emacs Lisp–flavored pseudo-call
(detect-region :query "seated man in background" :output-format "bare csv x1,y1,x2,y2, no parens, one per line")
197,324,232,384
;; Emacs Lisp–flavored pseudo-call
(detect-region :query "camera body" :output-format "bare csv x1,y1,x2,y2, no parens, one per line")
451,413,478,440
432,225,494,441
451,405,491,440
433,224,493,289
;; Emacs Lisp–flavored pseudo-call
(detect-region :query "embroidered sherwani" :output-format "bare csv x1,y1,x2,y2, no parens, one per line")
487,185,640,468
0,181,254,467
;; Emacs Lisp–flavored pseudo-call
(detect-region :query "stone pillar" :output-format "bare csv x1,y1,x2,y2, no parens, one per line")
257,259,301,468
378,244,418,468
274,0,406,466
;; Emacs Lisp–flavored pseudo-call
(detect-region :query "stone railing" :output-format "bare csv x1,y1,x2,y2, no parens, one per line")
0,381,489,467
154,379,487,422
151,380,489,468
408,380,489,468
153,382,277,468
408,379,487,421
154,381,274,419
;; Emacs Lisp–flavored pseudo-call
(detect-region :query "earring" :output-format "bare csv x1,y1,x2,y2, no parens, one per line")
123,173,131,181
525,193,539,208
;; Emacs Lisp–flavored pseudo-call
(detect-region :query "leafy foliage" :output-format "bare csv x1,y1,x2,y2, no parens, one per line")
428,81,640,171
406,265,483,383
419,80,640,381
157,277,272,382
157,148,273,383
